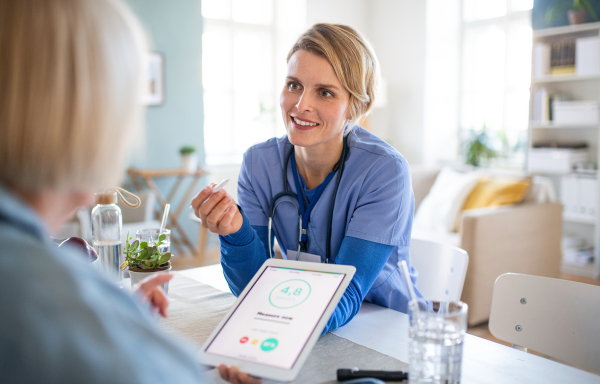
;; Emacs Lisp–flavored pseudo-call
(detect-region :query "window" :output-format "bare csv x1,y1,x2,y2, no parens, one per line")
460,0,533,166
202,0,306,165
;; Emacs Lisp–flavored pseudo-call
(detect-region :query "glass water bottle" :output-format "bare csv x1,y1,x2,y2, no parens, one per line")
91,192,123,283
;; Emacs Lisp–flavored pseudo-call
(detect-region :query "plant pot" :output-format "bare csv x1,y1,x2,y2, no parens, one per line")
181,153,198,173
128,263,172,293
568,9,588,25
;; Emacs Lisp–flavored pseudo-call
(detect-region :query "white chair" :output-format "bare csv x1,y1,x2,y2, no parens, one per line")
410,238,469,302
489,273,600,374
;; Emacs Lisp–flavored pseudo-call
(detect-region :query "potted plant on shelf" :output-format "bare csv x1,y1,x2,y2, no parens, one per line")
180,146,198,173
546,0,599,25
120,232,172,291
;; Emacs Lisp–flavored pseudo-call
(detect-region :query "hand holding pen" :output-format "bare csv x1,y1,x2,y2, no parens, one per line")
190,179,243,237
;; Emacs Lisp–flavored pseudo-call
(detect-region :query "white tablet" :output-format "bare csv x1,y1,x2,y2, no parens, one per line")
199,258,356,382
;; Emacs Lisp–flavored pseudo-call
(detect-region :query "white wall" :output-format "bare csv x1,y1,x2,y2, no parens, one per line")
307,0,369,33
423,0,461,165
306,0,429,165
367,1,427,165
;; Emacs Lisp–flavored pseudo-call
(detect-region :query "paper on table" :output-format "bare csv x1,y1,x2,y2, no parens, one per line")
331,302,410,363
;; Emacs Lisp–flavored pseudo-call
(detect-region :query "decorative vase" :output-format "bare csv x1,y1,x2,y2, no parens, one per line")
568,10,588,25
181,153,198,173
128,264,172,293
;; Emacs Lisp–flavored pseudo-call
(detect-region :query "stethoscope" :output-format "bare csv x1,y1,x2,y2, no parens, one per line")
267,135,349,263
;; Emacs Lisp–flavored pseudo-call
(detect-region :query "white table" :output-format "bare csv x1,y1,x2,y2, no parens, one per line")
179,265,600,383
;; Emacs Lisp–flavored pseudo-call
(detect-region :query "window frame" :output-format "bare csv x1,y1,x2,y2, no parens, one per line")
459,1,532,168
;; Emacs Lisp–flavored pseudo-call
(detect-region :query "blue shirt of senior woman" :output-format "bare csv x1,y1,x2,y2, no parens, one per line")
220,126,423,330
0,184,205,383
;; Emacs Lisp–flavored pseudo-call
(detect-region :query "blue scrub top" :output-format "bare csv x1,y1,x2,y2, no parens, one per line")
237,126,417,311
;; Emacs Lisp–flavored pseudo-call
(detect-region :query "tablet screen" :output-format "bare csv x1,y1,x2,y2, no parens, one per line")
205,266,346,369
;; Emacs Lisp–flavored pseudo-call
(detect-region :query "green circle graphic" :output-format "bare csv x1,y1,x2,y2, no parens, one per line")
268,279,311,309
261,338,278,352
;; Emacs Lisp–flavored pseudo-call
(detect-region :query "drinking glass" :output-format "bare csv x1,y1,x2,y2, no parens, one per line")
408,299,468,384
136,229,171,254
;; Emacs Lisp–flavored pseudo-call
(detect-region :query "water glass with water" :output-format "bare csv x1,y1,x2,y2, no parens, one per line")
136,229,171,253
408,299,468,384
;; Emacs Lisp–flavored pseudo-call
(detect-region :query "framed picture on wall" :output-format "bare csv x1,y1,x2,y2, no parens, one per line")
142,52,164,106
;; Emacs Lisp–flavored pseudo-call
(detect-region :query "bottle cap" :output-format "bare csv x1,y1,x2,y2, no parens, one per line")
95,192,117,205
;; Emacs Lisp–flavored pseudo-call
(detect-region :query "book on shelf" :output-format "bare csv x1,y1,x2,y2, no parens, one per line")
532,37,600,78
550,40,576,75
531,87,549,122
531,88,567,123
529,88,597,126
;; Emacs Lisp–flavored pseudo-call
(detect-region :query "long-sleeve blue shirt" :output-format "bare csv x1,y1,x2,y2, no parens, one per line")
220,213,394,334
221,129,424,334
0,184,206,383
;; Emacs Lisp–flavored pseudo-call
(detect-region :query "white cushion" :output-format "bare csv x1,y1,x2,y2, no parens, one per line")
413,167,479,232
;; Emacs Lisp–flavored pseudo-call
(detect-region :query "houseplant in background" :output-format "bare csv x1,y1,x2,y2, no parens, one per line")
120,232,172,291
546,0,599,25
463,124,499,167
179,145,197,173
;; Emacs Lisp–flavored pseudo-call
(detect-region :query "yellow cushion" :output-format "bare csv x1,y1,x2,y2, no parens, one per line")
462,176,531,211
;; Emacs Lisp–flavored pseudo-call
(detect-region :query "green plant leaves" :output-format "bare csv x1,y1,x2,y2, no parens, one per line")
124,236,173,270
159,252,172,265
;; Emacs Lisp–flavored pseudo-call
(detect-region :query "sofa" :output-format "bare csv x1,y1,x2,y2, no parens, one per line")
410,166,563,325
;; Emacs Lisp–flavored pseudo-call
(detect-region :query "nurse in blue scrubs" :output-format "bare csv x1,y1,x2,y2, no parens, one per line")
192,23,424,333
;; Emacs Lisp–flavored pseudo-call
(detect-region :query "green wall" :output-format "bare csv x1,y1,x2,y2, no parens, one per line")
124,0,205,252
125,0,204,167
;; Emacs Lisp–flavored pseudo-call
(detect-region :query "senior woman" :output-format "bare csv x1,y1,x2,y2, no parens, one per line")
0,0,259,383
192,23,423,333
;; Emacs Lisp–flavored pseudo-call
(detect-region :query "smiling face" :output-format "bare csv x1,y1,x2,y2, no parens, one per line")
280,50,351,149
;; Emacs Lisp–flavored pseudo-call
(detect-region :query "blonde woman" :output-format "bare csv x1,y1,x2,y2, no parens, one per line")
192,24,424,333
0,0,259,383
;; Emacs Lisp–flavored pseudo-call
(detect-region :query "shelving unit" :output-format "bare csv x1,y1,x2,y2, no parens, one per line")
530,122,598,129
529,23,600,279
532,74,600,83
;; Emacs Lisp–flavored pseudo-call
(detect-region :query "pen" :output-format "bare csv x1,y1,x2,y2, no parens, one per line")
337,368,408,382
189,178,230,211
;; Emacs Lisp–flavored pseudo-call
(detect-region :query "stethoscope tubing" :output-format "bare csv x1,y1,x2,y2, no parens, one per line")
267,135,349,263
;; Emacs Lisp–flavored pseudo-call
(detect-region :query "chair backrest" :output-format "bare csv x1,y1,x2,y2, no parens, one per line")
489,273,600,374
409,238,469,302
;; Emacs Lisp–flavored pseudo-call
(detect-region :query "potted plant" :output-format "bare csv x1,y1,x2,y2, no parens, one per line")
180,146,198,173
463,124,498,167
120,232,172,291
546,0,599,25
